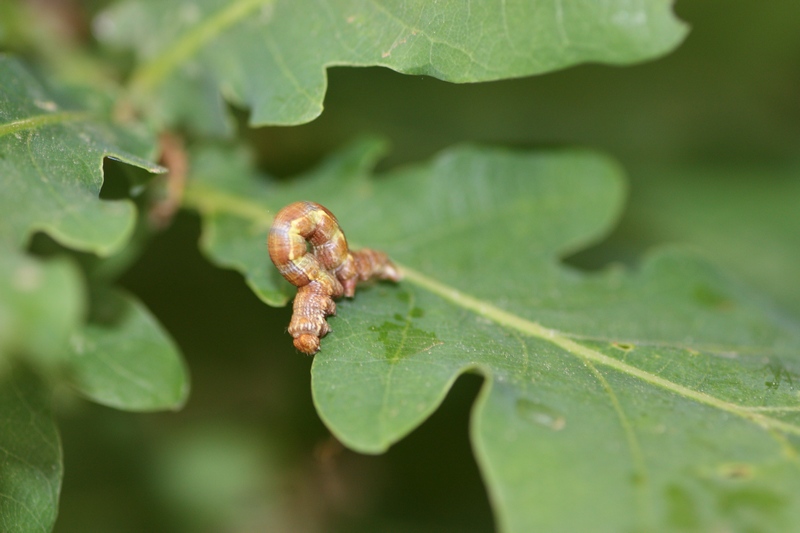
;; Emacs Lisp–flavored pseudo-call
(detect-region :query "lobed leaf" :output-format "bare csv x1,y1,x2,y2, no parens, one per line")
186,139,800,532
0,55,190,529
96,0,688,130
0,55,163,255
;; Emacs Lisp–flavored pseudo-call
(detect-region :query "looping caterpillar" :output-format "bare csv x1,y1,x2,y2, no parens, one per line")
268,201,401,354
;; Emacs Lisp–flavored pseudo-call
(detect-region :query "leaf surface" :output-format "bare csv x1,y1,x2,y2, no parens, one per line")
0,55,162,255
0,248,83,365
97,0,688,128
66,287,190,411
185,140,800,532
0,365,61,533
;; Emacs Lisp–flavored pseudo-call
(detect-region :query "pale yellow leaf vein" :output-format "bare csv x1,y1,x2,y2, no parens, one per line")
399,265,800,438
365,0,492,72
743,406,800,413
581,359,654,527
262,34,316,106
183,182,273,227
0,111,91,138
129,0,275,92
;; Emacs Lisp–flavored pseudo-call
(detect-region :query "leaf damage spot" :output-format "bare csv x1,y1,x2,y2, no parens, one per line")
381,29,419,59
612,342,635,351
515,398,566,431
33,100,58,112
763,358,796,390
716,462,755,480
12,263,42,292
369,288,441,360
371,316,440,361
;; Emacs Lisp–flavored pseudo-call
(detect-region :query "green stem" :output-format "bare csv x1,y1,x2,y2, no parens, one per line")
183,182,273,226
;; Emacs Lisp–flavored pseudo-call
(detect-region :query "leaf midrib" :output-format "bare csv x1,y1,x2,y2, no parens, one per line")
182,182,800,440
401,265,800,439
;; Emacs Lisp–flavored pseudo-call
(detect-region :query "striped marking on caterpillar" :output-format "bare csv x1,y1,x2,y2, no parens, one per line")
268,201,401,354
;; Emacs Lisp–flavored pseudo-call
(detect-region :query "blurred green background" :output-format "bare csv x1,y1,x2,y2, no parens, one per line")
52,1,799,531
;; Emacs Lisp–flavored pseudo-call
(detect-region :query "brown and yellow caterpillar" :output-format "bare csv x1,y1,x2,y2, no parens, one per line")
268,201,401,354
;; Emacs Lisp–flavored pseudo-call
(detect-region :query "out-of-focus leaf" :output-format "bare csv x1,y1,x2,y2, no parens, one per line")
66,287,189,411
0,365,61,533
622,162,800,319
186,139,800,532
0,247,83,365
0,54,186,411
0,54,163,255
96,0,688,130
151,422,282,531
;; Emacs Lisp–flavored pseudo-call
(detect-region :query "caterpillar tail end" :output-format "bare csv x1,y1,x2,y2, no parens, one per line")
294,333,320,355
381,259,402,283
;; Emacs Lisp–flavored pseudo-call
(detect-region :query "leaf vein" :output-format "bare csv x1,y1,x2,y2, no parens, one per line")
400,264,800,437
580,359,654,527
129,0,275,92
0,111,91,138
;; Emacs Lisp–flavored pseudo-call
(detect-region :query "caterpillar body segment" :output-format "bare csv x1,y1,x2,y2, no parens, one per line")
268,201,401,354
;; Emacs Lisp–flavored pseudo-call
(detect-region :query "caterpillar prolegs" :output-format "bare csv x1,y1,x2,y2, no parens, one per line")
268,201,401,354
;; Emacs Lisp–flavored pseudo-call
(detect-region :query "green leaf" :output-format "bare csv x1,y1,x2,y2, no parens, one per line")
186,140,800,532
0,54,163,255
0,364,61,533
66,287,189,411
97,0,688,129
0,247,84,365
623,162,800,320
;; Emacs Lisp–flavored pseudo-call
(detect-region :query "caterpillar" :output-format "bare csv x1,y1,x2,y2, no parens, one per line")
268,201,401,354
